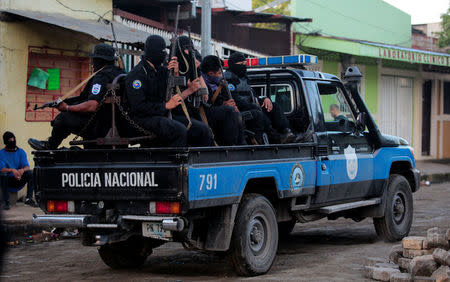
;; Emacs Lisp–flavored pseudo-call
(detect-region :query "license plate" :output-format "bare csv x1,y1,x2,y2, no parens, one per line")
142,222,172,240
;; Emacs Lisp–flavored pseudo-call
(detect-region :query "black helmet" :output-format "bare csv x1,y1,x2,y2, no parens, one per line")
89,43,115,61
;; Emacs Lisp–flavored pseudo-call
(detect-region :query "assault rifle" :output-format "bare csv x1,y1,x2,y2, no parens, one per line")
166,5,186,119
215,50,233,101
186,27,207,108
33,98,62,110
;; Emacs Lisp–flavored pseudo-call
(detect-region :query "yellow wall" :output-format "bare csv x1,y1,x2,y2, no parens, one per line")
0,20,99,200
0,0,113,21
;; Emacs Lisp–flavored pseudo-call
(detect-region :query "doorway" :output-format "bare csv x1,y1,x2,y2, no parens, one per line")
421,80,432,156
379,76,413,144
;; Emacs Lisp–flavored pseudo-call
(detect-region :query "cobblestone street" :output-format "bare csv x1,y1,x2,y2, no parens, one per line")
2,182,449,281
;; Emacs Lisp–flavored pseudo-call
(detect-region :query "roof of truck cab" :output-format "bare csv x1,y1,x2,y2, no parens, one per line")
247,67,341,81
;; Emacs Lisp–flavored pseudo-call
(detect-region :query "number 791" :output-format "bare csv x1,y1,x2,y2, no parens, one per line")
199,174,217,191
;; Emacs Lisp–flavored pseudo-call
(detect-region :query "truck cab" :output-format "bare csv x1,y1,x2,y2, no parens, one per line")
32,54,420,276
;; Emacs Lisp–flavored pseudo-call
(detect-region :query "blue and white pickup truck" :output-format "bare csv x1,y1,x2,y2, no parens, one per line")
32,55,420,276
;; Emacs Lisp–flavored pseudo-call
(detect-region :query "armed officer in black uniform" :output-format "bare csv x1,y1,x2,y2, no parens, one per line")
171,36,215,146
201,55,245,145
124,35,212,147
28,43,125,150
224,52,295,144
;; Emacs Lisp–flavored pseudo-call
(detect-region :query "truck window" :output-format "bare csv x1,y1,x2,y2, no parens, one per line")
303,80,325,132
317,82,356,132
270,84,293,113
252,84,294,113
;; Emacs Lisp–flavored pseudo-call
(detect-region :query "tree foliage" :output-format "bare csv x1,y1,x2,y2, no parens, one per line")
252,0,290,30
437,8,450,51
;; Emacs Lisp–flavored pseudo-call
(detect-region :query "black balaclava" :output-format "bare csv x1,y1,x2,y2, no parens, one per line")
144,35,167,66
175,36,197,81
3,131,16,150
228,52,247,78
92,58,112,72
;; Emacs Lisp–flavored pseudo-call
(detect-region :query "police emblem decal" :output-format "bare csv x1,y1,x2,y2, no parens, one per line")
344,145,358,180
228,84,235,91
290,163,305,189
133,80,142,89
91,84,101,95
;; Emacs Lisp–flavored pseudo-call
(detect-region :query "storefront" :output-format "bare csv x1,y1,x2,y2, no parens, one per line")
295,34,450,159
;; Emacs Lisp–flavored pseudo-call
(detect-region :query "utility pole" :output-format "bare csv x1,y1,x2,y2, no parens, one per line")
201,0,211,57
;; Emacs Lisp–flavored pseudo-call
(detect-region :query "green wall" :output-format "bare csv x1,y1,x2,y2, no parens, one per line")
291,0,411,47
319,59,378,115
322,60,338,76
364,64,378,114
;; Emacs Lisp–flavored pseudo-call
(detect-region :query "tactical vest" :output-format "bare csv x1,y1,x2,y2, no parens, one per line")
224,71,257,104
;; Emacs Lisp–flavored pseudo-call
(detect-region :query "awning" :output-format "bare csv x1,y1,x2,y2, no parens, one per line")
0,9,150,45
296,34,450,67
211,8,312,23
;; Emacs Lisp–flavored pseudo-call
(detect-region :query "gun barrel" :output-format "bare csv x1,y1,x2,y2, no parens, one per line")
215,50,233,101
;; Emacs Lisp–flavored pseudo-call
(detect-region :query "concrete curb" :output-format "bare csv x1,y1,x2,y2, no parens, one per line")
420,173,450,184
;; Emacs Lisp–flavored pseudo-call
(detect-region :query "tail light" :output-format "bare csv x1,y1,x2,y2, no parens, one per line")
47,200,68,213
150,201,180,214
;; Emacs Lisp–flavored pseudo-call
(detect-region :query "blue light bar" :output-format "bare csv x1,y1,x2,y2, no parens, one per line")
223,54,318,68
267,56,283,65
283,55,299,64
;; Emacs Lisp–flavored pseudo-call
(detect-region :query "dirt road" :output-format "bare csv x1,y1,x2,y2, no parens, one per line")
2,182,449,281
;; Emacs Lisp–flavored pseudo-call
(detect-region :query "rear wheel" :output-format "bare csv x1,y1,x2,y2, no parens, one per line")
374,174,413,242
230,194,278,276
98,236,151,269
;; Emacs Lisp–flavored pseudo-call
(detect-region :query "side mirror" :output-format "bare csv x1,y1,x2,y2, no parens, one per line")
356,112,367,133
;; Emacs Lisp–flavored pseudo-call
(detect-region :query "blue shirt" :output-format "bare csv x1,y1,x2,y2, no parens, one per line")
0,148,29,178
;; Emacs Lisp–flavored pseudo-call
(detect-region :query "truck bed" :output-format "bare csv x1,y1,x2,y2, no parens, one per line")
33,143,316,212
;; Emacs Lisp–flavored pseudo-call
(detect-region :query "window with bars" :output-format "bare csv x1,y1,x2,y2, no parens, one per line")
25,47,90,122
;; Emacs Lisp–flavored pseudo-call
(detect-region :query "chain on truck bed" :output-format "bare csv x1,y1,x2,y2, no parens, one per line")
72,87,155,142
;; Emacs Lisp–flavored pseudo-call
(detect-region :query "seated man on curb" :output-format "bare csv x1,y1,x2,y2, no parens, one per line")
0,132,37,210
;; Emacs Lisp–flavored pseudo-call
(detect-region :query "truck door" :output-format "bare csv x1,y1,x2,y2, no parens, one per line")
303,79,331,204
305,79,375,203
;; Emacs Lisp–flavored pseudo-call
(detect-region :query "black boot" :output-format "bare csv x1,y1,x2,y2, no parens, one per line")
280,128,295,144
28,138,54,150
24,198,38,207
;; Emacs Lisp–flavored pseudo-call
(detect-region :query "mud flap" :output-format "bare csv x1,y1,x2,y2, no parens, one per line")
359,181,388,218
204,204,239,251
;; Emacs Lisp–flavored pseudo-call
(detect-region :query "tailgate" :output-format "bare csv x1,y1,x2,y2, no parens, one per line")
33,149,187,202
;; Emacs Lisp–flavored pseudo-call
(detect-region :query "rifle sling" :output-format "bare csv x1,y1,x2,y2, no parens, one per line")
211,85,223,105
199,105,218,146
61,66,105,100
176,86,192,130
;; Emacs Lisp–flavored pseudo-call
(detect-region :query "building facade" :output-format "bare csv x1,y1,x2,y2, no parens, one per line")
291,0,450,159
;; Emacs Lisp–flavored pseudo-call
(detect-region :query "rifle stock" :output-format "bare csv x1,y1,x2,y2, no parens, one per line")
166,5,185,118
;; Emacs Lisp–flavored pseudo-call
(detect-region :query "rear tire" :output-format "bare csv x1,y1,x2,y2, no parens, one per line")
374,174,413,242
231,194,278,276
98,236,150,269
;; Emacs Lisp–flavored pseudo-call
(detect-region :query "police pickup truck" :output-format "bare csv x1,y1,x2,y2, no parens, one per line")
32,54,420,276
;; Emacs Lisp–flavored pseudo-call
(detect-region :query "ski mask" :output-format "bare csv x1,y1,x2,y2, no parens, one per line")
174,36,198,81
228,52,247,78
92,58,111,72
3,131,16,150
144,35,167,66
